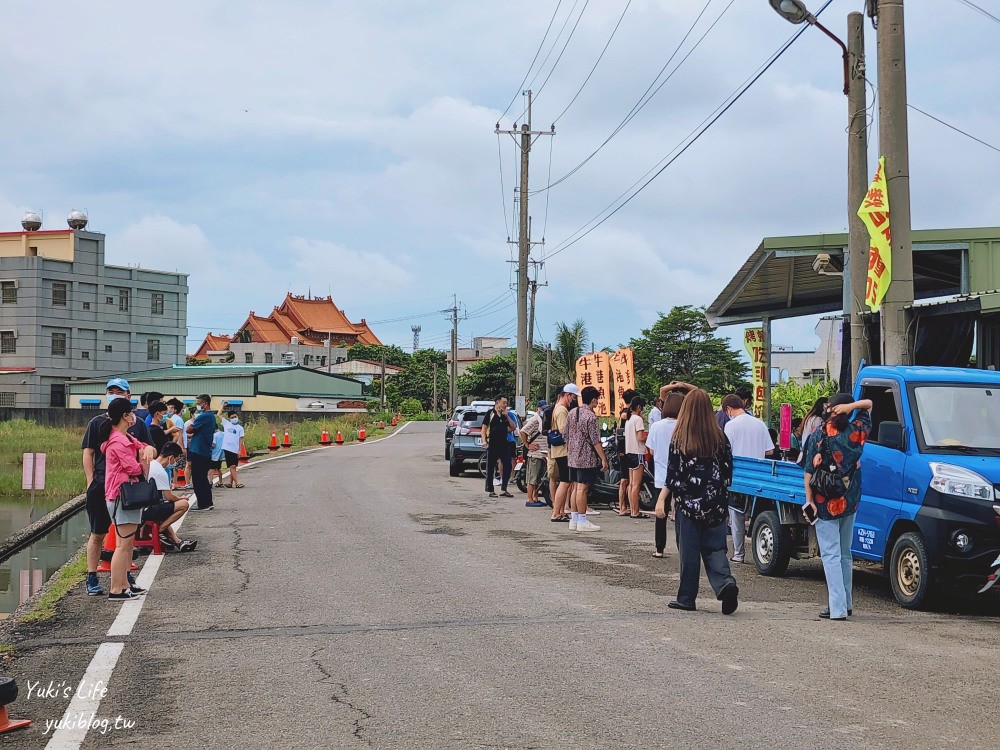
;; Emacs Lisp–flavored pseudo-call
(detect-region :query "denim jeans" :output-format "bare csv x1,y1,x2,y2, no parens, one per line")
815,512,855,618
674,512,737,608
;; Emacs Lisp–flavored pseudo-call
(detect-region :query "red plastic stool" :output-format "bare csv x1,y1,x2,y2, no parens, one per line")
133,522,164,555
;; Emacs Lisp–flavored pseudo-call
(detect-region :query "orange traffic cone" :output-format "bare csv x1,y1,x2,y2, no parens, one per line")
379,420,385,429
268,432,279,452
320,428,331,446
175,464,186,488
238,442,249,465
335,430,344,445
391,416,398,427
281,430,292,449
0,681,31,734
97,525,139,573
358,426,367,443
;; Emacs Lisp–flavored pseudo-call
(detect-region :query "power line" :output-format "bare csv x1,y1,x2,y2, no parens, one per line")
531,0,732,196
541,136,555,244
518,0,591,118
499,0,564,119
552,0,632,124
952,0,1000,25
496,134,511,240
908,103,1000,154
524,0,582,98
543,0,832,262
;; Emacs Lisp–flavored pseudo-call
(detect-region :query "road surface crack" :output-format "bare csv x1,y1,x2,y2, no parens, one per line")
310,646,372,744
230,520,252,613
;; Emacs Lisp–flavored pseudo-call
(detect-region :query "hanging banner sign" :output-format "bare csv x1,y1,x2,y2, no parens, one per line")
858,155,892,312
609,348,636,417
575,351,613,417
743,327,766,419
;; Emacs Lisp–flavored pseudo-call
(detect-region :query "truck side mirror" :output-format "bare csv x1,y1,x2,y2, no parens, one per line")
878,421,904,450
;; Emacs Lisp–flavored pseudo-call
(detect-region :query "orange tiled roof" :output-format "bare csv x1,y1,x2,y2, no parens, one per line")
279,294,360,336
353,320,382,346
194,333,233,357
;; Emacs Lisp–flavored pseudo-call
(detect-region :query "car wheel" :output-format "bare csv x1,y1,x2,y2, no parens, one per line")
445,443,451,461
890,531,932,609
449,459,462,477
638,480,656,512
478,453,488,478
751,510,791,577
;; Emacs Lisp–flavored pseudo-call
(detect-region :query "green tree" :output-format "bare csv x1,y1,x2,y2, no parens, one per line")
552,319,589,384
373,348,447,411
347,343,410,368
628,306,749,398
457,353,516,401
768,379,838,425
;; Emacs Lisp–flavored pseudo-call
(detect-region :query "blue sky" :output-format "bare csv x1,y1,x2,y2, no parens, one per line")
3,0,999,360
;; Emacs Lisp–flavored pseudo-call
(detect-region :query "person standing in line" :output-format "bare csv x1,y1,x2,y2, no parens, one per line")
623,396,649,519
519,403,549,508
803,394,872,620
722,393,776,563
142,391,164,426
165,398,188,489
186,394,217,510
648,397,663,426
210,423,225,488
614,388,638,516
716,386,753,430
482,396,517,498
546,385,578,522
649,390,684,557
81,377,156,597
134,392,150,424
99,398,151,601
799,397,829,448
564,386,609,533
222,410,246,488
666,388,739,615
146,400,170,454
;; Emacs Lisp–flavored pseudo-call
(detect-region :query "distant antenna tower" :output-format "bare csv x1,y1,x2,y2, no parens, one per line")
411,325,422,352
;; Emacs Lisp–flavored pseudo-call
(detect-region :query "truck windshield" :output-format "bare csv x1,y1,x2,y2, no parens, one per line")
912,385,1000,452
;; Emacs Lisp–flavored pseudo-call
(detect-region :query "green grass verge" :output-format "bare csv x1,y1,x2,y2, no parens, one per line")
0,419,86,499
19,551,88,625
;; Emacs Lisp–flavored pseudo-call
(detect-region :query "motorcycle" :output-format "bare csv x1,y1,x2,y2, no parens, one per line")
478,447,527,493
978,552,1000,594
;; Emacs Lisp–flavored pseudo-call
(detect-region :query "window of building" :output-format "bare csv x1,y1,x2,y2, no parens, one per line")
147,339,160,361
118,289,130,312
0,331,15,354
105,345,113,353
50,384,66,408
264,353,273,364
52,282,68,306
303,355,311,365
83,301,91,310
1,281,16,304
105,296,114,305
81,400,100,410
81,351,90,360
51,332,67,356
0,392,15,407
151,292,164,315
245,352,254,364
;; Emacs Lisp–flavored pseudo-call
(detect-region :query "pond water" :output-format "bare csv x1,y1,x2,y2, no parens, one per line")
0,494,90,617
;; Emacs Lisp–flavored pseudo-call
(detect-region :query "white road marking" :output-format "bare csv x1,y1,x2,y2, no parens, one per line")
43,642,124,750
42,422,412,749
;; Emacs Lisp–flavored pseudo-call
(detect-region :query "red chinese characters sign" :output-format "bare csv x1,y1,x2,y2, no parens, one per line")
857,156,892,311
574,350,615,417
743,327,766,419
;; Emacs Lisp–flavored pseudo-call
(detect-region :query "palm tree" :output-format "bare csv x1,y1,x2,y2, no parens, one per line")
552,319,589,384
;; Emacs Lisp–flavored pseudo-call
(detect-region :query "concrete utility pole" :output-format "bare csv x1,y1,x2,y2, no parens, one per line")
525,262,547,403
432,362,438,417
449,295,459,408
847,10,869,380
545,344,552,403
380,346,386,409
495,92,553,417
875,0,914,365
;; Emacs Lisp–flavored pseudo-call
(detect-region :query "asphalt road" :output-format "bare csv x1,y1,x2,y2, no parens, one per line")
4,421,999,749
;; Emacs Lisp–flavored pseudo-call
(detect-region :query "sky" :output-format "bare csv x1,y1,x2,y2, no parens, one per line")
3,0,1000,361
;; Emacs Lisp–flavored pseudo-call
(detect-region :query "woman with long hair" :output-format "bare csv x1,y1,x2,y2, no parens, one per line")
614,388,638,515
100,398,151,601
623,395,648,519
798,396,829,445
666,389,739,615
803,392,872,620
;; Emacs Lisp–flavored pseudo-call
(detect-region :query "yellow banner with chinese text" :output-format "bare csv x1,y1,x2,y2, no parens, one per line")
575,352,613,416
609,348,636,417
858,156,892,312
743,327,766,419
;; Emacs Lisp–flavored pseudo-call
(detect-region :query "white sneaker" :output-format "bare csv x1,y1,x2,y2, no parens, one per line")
577,519,601,532
586,509,601,516
568,519,578,531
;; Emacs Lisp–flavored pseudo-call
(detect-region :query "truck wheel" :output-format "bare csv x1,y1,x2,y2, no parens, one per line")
449,459,462,477
890,532,932,609
638,481,656,512
752,510,791,577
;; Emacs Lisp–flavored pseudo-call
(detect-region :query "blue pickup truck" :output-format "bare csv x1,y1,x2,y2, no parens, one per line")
733,365,1000,609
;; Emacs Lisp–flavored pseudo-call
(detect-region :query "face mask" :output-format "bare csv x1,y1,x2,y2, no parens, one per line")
230,417,239,424
196,405,204,412
107,394,126,405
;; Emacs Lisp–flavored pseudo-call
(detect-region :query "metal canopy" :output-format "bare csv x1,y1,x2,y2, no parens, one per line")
705,227,1000,327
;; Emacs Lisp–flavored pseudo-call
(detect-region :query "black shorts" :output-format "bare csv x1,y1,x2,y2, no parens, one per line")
86,479,111,535
142,501,177,524
547,455,569,482
569,466,600,486
622,453,643,470
224,450,239,468
210,459,223,470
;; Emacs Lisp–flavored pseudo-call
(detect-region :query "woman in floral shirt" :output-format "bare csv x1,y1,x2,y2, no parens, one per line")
803,393,873,621
666,389,739,615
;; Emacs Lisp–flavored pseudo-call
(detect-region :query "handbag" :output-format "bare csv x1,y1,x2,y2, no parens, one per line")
117,477,161,511
808,430,855,502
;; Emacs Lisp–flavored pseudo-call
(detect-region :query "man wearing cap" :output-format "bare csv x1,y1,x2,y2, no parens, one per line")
519,399,549,508
81,378,157,597
547,384,579,521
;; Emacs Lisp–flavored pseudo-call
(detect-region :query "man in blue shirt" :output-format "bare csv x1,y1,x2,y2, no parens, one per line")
186,393,218,510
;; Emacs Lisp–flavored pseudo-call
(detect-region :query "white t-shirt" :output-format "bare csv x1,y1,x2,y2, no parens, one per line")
648,406,661,425
222,421,245,453
624,414,647,455
645,417,676,489
147,460,171,492
167,413,187,447
724,412,774,459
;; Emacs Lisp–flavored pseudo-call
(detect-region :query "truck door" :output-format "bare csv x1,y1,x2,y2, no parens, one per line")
852,380,907,562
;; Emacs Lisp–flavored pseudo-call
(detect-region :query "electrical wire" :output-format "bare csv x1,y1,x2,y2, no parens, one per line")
552,0,632,124
517,0,591,118
531,0,732,196
499,0,564,120
541,136,555,246
952,0,1000,25
908,103,1000,155
497,134,511,240
543,0,832,262
524,0,583,100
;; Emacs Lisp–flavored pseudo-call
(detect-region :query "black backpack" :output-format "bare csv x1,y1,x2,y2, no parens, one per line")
808,429,855,502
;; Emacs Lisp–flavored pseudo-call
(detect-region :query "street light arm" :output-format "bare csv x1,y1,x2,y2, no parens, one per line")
810,17,850,96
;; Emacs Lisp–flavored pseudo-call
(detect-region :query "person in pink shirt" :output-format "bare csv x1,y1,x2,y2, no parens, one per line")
100,398,153,602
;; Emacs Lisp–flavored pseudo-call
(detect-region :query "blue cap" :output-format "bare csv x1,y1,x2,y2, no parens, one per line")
106,377,130,392
536,399,548,408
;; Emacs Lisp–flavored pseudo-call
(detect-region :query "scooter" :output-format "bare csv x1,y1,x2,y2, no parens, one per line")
586,435,657,512
978,552,1000,594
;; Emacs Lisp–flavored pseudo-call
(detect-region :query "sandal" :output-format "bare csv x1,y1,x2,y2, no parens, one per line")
233,483,245,488
630,513,650,519
225,482,235,488
614,509,630,516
